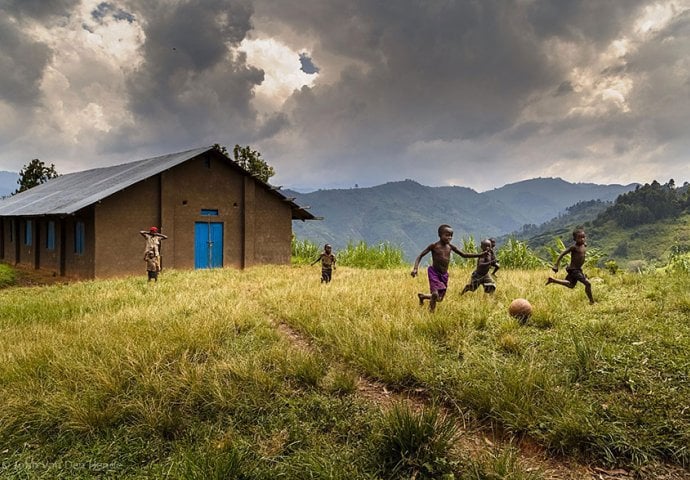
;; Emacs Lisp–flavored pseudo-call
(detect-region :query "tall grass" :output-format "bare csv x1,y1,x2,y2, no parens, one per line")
336,241,406,269
497,237,547,269
292,238,406,269
291,236,321,265
262,265,690,471
376,403,458,478
1,265,689,477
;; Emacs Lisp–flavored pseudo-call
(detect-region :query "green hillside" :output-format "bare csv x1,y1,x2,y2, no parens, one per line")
514,180,690,270
291,178,635,260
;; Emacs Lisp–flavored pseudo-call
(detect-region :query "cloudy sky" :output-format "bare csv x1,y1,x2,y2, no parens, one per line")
1,0,688,192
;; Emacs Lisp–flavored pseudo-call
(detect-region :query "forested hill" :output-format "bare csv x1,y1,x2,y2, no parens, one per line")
514,180,690,268
289,177,635,260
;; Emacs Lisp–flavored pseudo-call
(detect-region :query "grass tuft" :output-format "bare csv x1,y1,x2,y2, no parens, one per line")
376,403,458,478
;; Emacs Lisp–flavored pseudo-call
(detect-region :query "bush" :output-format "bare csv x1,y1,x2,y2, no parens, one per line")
667,246,690,273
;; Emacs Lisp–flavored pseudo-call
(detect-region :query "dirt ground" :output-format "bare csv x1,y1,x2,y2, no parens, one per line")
7,264,70,287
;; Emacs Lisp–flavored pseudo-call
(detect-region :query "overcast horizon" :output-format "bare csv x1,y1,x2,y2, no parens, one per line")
1,1,689,192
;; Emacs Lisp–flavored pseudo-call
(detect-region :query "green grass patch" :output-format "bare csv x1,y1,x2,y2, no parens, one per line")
0,265,688,477
0,263,16,288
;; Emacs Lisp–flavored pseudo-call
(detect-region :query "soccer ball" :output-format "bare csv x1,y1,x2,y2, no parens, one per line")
509,298,532,322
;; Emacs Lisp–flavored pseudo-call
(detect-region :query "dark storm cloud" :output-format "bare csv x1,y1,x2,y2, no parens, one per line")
255,0,566,165
1,0,687,190
612,9,690,145
249,0,690,189
554,81,574,96
2,0,81,21
113,0,265,150
0,16,52,104
525,1,648,43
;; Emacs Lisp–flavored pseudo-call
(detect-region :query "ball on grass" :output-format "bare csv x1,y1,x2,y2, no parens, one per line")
509,298,532,323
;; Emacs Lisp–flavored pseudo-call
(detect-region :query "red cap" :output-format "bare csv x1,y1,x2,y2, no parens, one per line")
150,226,158,232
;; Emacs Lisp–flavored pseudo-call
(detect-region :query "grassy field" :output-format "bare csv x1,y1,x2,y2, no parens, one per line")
0,264,689,479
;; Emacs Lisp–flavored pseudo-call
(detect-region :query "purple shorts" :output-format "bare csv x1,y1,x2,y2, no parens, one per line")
427,266,448,299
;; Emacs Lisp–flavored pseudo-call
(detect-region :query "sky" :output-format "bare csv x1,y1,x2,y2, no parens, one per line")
0,0,689,192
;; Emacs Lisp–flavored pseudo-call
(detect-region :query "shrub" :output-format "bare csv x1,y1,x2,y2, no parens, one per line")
604,260,619,274
667,245,690,273
0,263,16,288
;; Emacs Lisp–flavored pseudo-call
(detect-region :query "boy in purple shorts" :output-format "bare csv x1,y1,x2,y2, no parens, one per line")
411,224,484,312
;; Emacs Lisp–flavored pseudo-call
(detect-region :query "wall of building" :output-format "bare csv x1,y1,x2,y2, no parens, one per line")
15,218,37,269
62,211,95,279
94,177,160,278
0,214,94,279
1,218,14,262
162,152,245,270
250,180,293,265
36,218,60,274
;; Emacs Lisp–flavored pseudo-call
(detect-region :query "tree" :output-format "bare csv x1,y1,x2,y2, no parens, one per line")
14,159,59,194
213,144,275,183
232,144,275,183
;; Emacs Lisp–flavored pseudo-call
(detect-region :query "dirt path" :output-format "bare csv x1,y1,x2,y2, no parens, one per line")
275,321,689,480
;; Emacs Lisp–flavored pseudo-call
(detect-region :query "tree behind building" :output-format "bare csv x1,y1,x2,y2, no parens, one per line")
14,159,59,195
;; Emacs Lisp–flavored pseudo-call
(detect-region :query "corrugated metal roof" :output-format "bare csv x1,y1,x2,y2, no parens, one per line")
0,146,316,220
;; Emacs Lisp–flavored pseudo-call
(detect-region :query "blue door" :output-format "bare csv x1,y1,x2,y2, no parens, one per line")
194,222,223,269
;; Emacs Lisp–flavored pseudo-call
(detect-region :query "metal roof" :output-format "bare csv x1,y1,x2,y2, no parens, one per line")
0,146,315,221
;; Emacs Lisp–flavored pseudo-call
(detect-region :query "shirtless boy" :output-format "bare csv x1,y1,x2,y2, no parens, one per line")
411,224,483,312
461,238,496,295
546,227,595,304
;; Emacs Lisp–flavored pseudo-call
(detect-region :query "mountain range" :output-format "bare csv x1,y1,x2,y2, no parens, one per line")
289,178,637,260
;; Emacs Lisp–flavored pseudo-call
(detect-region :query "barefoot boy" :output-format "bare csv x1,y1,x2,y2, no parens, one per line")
411,224,484,312
546,227,595,304
461,238,496,295
312,244,336,283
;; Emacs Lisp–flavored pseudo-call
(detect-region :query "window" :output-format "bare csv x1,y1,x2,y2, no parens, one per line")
24,220,32,246
46,221,56,250
74,221,85,254
200,209,219,216
9,219,13,242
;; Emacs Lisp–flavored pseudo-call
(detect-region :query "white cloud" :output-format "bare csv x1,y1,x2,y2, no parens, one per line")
239,37,317,113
